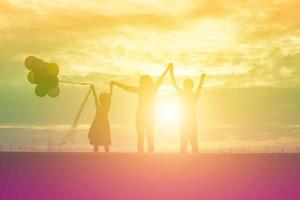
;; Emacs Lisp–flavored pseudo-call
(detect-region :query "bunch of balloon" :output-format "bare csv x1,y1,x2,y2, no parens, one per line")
25,56,60,97
24,56,93,145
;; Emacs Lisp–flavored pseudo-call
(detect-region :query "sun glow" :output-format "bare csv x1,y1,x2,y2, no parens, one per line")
156,98,179,122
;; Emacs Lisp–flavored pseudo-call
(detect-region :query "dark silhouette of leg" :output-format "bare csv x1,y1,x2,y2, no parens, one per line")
104,145,109,153
180,132,188,153
138,132,144,153
93,145,99,153
136,124,144,153
146,127,154,153
190,132,199,154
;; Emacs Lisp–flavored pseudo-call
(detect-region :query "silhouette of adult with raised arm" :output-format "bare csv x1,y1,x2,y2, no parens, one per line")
111,65,171,153
88,83,113,153
169,63,206,153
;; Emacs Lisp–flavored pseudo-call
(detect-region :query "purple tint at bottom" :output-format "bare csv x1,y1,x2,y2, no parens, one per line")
0,153,299,200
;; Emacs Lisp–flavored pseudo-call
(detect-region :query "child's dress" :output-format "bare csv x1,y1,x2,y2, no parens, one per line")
88,104,111,146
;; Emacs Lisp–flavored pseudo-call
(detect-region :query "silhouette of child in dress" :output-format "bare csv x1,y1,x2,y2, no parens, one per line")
88,83,113,153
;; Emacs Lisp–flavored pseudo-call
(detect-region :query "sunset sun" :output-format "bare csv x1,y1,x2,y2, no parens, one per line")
156,98,179,122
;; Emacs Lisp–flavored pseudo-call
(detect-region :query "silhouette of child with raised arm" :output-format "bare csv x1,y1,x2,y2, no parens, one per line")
169,63,206,153
111,65,171,153
88,83,113,153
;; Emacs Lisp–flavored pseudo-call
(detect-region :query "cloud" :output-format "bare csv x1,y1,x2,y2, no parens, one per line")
236,0,300,41
189,0,236,19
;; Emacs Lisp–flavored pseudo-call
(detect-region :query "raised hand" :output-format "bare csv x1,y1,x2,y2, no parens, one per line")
90,84,98,106
168,63,174,72
195,73,206,99
155,63,172,89
169,63,181,91
109,81,114,88
108,81,114,97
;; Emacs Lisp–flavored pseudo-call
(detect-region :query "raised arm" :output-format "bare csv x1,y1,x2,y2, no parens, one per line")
155,64,170,89
109,81,114,98
169,63,181,92
90,84,99,107
105,82,114,109
195,73,206,100
112,81,139,94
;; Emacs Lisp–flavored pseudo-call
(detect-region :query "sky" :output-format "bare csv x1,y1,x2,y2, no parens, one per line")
0,0,300,152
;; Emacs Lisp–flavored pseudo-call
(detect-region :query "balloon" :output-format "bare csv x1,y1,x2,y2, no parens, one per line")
34,72,47,84
48,87,60,98
47,63,59,75
27,71,37,84
26,56,61,98
31,59,47,73
44,75,59,89
35,84,48,97
33,59,48,74
24,56,38,70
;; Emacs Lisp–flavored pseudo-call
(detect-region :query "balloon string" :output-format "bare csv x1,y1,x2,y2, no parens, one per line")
59,80,91,86
60,88,92,146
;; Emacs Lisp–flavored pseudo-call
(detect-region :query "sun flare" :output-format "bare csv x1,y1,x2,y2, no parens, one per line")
156,98,179,122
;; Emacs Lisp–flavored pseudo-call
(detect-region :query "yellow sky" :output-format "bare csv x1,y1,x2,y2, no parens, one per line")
1,0,300,152
1,0,299,89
